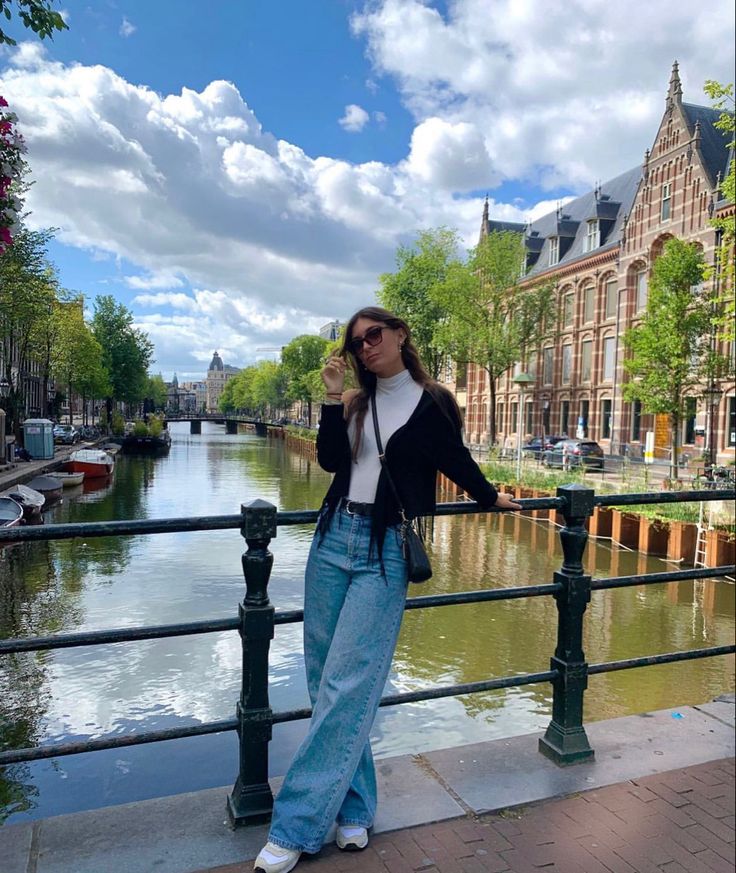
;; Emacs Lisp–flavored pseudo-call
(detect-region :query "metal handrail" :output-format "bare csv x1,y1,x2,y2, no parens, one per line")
0,486,733,825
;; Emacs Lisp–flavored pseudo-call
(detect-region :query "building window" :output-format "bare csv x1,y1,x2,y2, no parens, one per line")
584,220,600,253
604,278,617,319
543,347,554,385
561,345,572,384
684,397,696,444
561,400,570,436
729,397,735,446
631,399,642,442
579,400,590,438
549,237,559,266
601,399,612,439
583,283,594,323
636,269,648,311
581,340,592,382
525,401,533,436
497,402,504,434
562,293,574,328
661,182,671,221
510,401,518,433
603,336,615,381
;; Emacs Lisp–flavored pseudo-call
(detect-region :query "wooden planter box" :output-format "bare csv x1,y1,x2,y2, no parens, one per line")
589,506,613,538
531,489,551,520
667,521,697,564
638,517,670,557
611,510,641,549
705,529,736,567
514,486,535,516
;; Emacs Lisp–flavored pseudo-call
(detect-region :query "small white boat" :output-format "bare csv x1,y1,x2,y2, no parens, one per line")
1,484,44,519
0,496,23,527
53,471,85,487
65,448,115,478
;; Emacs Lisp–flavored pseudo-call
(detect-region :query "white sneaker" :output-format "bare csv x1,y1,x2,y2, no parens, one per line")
336,825,369,851
253,841,301,873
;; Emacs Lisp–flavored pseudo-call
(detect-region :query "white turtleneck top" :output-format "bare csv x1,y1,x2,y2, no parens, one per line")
347,369,424,503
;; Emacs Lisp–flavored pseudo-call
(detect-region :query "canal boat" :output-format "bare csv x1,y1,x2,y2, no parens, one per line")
27,475,64,506
120,430,172,455
64,448,115,478
54,471,85,487
0,484,45,520
0,496,24,527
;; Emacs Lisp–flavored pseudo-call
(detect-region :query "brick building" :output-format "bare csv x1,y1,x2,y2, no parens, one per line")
466,63,734,464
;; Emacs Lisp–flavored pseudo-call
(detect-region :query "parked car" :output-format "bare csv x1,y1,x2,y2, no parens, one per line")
53,424,80,444
521,435,567,458
542,438,605,469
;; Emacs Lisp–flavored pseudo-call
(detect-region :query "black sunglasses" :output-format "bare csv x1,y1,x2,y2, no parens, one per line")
348,325,387,355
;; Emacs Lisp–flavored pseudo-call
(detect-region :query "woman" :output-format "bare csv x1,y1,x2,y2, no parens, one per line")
254,307,520,873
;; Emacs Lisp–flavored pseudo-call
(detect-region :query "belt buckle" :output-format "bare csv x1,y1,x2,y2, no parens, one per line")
344,499,356,515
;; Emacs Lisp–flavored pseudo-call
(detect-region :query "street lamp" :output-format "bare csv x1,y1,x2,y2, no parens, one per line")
512,372,535,480
703,384,723,470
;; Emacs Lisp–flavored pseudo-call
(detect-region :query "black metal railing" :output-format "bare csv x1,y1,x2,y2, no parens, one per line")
0,486,734,826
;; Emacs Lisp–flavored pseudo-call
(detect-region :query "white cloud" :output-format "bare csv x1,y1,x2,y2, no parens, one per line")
352,0,735,187
373,110,387,126
339,103,370,132
119,17,136,38
125,272,185,291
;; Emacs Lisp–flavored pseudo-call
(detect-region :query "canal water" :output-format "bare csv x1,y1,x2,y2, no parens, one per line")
1,422,733,824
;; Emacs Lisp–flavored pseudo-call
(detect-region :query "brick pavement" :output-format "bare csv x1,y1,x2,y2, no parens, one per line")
194,758,734,873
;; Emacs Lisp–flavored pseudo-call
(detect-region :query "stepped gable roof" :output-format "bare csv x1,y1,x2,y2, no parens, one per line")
681,102,733,189
208,350,223,372
524,164,641,279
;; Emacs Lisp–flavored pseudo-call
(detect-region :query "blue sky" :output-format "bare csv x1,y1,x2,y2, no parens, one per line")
0,1,733,379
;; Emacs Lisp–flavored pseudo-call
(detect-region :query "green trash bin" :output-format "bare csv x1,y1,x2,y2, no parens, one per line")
22,418,55,459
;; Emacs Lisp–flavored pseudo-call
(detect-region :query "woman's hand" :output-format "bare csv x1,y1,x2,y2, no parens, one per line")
494,492,522,511
321,355,347,395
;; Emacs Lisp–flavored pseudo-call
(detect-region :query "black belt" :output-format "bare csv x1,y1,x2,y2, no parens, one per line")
340,498,373,516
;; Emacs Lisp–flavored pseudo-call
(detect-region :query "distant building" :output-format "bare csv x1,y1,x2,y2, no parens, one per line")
167,373,196,412
181,380,207,412
205,351,240,412
319,320,344,342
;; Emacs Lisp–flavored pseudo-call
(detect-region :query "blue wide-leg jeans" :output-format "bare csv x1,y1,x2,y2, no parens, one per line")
267,507,409,853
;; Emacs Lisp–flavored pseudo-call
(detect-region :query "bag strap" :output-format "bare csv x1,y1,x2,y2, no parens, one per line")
371,395,408,523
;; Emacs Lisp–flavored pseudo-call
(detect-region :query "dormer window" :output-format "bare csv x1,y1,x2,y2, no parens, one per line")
661,182,671,221
584,220,600,253
549,237,559,266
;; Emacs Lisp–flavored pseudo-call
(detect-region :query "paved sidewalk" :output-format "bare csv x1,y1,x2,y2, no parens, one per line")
196,758,735,873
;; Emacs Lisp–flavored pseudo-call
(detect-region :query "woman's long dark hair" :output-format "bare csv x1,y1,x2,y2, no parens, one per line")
340,306,462,458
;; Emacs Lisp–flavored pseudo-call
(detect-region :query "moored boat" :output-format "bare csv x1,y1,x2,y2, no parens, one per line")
54,471,85,487
0,484,44,520
27,475,64,506
0,496,24,527
120,430,172,455
64,448,115,478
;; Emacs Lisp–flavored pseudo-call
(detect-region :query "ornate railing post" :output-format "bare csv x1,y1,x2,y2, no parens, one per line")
539,484,595,766
228,499,278,826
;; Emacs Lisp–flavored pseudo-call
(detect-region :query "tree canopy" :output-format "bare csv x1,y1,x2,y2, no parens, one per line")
0,0,68,45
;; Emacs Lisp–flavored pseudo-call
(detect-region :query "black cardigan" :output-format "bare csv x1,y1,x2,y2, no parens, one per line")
316,389,498,554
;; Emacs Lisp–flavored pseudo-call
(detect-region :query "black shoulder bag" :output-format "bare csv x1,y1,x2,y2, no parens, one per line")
371,397,432,583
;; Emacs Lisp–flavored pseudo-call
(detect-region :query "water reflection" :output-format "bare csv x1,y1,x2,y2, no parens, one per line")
0,422,733,823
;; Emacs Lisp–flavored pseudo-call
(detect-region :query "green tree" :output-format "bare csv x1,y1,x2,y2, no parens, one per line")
91,295,154,416
145,373,168,411
703,79,735,343
623,239,721,479
281,334,328,423
0,0,68,45
377,228,458,379
0,227,56,436
429,230,556,445
250,360,288,417
51,298,109,423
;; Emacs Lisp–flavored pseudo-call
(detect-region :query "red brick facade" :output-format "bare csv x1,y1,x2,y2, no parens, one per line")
465,64,734,465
